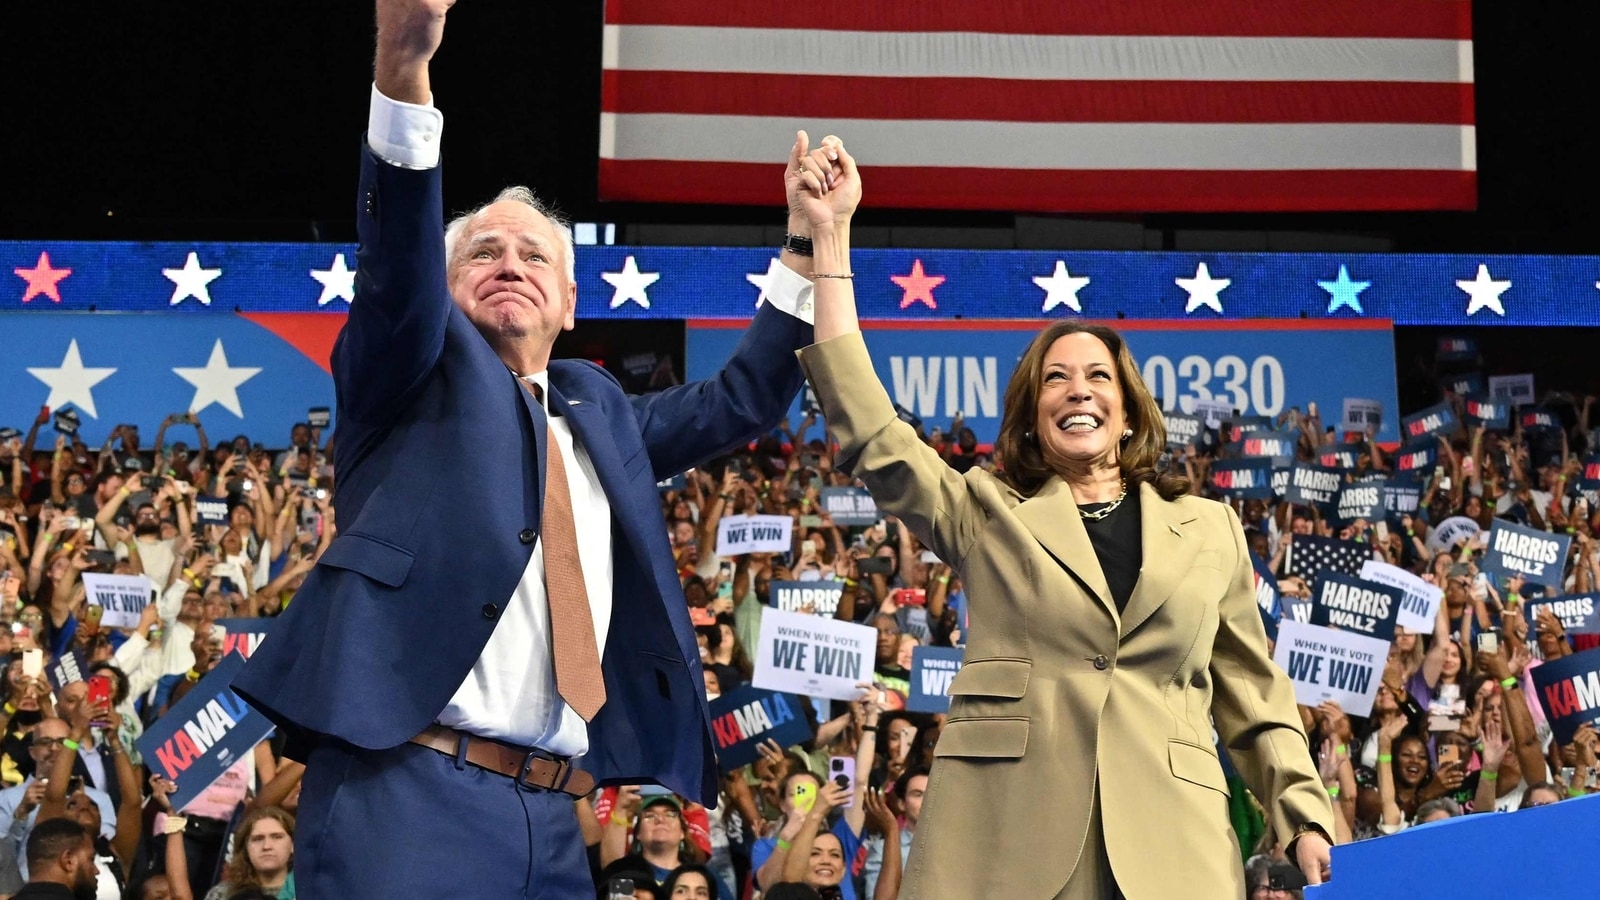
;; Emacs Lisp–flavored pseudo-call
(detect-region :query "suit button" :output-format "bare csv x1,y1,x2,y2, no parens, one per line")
482,603,499,619
519,528,536,544
1093,655,1109,671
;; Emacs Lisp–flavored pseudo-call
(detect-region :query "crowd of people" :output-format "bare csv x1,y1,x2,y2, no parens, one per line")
1,358,1598,898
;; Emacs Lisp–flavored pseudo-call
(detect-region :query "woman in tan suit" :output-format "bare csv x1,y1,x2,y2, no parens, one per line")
783,133,1335,899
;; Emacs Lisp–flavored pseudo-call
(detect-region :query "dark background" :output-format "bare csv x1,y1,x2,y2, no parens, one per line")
4,2,1598,400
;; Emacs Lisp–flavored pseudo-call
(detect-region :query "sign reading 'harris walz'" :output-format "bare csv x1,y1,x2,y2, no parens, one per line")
134,653,275,810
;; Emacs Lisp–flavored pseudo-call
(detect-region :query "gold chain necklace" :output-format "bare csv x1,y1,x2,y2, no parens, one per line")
1078,479,1128,522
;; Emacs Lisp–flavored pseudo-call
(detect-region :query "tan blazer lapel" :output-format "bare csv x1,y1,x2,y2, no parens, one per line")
1120,483,1201,639
1014,476,1118,627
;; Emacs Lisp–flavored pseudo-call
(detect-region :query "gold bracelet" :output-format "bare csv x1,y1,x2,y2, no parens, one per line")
812,273,854,280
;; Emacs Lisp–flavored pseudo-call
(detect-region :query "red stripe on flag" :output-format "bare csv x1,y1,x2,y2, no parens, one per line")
599,160,1477,212
601,71,1476,125
603,0,1474,40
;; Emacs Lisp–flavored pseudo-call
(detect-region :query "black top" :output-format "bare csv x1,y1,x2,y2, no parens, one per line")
11,883,78,899
1079,484,1143,615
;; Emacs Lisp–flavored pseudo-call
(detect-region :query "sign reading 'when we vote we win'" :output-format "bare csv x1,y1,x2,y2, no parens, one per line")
716,514,792,557
134,653,275,810
1272,620,1388,716
753,608,875,702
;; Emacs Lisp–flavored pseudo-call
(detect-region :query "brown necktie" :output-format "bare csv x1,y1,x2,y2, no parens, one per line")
524,380,607,721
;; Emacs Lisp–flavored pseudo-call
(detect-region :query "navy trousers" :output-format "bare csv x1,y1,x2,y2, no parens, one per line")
295,739,591,898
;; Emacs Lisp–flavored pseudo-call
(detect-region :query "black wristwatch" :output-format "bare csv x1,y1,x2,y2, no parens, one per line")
782,233,814,257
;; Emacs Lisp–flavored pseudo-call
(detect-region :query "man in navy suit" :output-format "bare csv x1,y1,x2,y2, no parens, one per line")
233,1,829,894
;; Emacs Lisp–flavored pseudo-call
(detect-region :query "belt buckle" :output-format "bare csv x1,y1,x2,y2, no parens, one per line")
519,749,572,794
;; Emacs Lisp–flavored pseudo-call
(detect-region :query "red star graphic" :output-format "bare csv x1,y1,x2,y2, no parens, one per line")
891,259,945,309
14,252,72,303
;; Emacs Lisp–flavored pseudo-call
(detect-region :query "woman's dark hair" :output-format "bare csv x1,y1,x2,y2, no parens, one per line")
993,321,1189,500
663,863,719,897
714,613,754,679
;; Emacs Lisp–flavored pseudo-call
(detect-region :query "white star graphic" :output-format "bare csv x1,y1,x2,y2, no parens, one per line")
601,255,660,310
162,251,223,306
1033,261,1091,313
1175,262,1230,315
26,340,117,419
310,253,356,306
746,257,781,305
173,340,262,418
1457,264,1510,317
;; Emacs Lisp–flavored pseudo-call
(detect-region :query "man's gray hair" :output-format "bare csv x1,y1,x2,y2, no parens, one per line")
443,185,576,282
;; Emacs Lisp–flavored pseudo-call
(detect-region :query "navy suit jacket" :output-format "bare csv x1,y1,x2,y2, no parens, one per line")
234,145,810,805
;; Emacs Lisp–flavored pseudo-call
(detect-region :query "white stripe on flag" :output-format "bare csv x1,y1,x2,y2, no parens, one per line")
602,26,1473,84
600,113,1476,171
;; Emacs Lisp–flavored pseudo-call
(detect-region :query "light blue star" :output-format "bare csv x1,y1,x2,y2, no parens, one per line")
1318,265,1371,314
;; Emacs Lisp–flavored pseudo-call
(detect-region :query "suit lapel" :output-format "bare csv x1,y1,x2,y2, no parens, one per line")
1014,476,1117,627
1119,483,1201,639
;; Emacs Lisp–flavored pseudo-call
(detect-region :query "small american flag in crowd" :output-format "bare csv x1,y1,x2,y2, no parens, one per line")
1285,535,1370,582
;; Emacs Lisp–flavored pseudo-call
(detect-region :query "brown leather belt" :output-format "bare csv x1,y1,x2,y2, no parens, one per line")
409,724,595,799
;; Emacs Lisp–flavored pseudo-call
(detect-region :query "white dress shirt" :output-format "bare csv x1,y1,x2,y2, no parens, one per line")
367,86,813,758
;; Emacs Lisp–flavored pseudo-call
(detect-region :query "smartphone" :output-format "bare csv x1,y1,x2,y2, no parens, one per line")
799,515,823,529
22,648,43,679
608,878,636,900
1476,631,1499,655
791,781,817,814
919,550,940,564
85,549,116,570
828,756,856,808
1560,766,1577,787
858,557,893,577
60,516,82,531
86,675,113,726
892,588,927,607
638,783,673,799
1437,743,1460,767
85,604,104,624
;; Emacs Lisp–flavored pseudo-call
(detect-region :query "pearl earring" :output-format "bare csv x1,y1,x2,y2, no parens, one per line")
1122,428,1133,440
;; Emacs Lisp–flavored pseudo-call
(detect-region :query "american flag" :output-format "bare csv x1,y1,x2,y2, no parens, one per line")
599,0,1476,212
1285,534,1371,582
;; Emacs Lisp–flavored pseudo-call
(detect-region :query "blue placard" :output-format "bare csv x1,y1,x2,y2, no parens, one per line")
1162,411,1204,449
768,581,844,616
1439,372,1485,398
1227,416,1275,436
1581,455,1600,491
1524,594,1600,636
1229,430,1298,459
134,653,275,811
907,646,966,713
1530,648,1600,745
216,618,275,659
1401,401,1459,442
690,321,1401,445
1462,394,1511,430
1481,520,1573,590
1520,407,1561,433
1284,598,1315,624
1208,458,1275,500
707,684,814,772
1436,337,1479,363
1284,463,1342,511
1252,551,1282,642
1310,572,1400,642
656,473,687,493
194,495,231,526
1335,481,1385,524
46,649,89,691
819,486,877,527
1318,443,1362,471
1393,439,1441,476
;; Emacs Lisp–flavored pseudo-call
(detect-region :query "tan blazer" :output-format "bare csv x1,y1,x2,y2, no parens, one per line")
798,334,1333,899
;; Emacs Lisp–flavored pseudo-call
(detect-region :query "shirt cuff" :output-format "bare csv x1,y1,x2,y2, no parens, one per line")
760,258,815,325
367,83,444,170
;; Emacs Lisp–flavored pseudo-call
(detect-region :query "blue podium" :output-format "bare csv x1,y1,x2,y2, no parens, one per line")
1306,794,1599,898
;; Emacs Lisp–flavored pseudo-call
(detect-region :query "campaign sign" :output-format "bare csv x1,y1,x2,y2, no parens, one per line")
1481,520,1572,590
1520,407,1560,434
1252,551,1282,642
1310,572,1400,642
1381,478,1424,522
1272,620,1388,716
769,581,844,617
1208,459,1274,500
1319,443,1362,471
1192,397,1234,428
1394,439,1440,476
656,473,687,493
1342,398,1383,434
46,649,89,691
1580,455,1600,490
1285,463,1342,511
1401,401,1458,442
707,685,814,772
753,608,877,701
1230,430,1297,459
1359,560,1444,633
1436,337,1478,363
1426,515,1482,553
1284,598,1315,624
1335,481,1384,524
716,514,793,556
1270,464,1293,500
194,496,231,526
1163,411,1203,449
1524,594,1600,636
1463,394,1511,431
819,487,877,527
1530,648,1600,744
1489,373,1536,406
1226,416,1275,436
907,646,965,713
82,573,154,629
216,618,274,659
135,653,275,811
1439,371,1485,398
